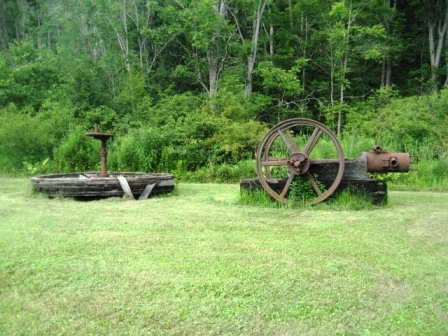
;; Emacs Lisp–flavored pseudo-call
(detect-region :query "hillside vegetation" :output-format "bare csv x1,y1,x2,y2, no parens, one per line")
0,1,447,188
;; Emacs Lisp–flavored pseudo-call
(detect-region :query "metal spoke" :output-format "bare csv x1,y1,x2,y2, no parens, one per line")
261,159,288,166
280,174,295,198
305,171,323,196
303,127,323,155
286,130,300,152
277,130,299,154
263,134,277,161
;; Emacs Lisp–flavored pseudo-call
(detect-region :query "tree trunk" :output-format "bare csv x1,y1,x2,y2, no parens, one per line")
381,7,393,88
208,0,227,98
381,55,392,87
445,22,448,86
269,6,274,56
0,1,8,50
245,0,267,99
208,50,220,97
107,0,131,72
337,0,355,137
300,12,312,93
12,0,28,42
427,0,448,93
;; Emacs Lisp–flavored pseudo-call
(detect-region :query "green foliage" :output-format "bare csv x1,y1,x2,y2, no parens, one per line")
355,25,387,61
288,175,326,204
255,61,303,98
145,92,204,126
108,127,166,172
316,187,377,210
345,88,448,154
174,160,187,180
137,93,267,172
84,106,119,131
0,100,75,173
0,42,67,111
181,160,256,183
209,75,272,121
339,132,377,159
209,119,267,164
70,59,113,113
114,71,148,113
0,0,447,191
53,126,99,172
388,158,448,191
88,96,266,177
158,146,173,173
23,158,50,176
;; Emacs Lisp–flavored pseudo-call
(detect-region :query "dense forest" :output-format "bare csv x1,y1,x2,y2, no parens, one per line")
0,0,447,185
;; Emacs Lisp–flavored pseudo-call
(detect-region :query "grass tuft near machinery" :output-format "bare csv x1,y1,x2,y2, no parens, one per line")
240,118,417,205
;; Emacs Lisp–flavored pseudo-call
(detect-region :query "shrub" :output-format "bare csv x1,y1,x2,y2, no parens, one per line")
53,126,99,172
108,127,167,172
0,101,75,174
345,88,448,158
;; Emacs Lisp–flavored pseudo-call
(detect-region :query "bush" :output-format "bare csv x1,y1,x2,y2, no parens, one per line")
180,160,257,183
53,126,99,172
345,88,448,158
108,127,167,172
0,101,75,174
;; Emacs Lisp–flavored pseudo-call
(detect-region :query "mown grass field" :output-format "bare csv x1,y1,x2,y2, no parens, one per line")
1,178,448,335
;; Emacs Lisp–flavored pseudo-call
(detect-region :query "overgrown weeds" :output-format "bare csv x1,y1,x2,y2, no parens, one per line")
239,184,378,210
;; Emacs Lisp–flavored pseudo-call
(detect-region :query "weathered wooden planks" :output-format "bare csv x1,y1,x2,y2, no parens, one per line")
31,172,175,199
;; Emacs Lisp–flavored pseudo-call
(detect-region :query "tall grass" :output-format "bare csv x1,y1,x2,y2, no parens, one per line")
2,126,447,192
340,133,448,191
181,160,257,183
239,185,377,210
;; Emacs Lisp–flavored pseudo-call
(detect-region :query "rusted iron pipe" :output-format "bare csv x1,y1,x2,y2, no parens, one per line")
99,138,109,177
85,124,113,178
367,152,410,172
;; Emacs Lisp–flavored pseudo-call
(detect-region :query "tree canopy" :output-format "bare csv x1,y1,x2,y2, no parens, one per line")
0,0,447,174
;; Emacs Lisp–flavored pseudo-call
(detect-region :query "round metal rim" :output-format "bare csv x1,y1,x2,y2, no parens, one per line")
255,118,345,205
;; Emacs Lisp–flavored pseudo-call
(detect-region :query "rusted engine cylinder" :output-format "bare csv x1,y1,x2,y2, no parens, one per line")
367,151,410,173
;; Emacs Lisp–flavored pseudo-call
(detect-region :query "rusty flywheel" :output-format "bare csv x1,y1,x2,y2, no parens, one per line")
255,118,345,205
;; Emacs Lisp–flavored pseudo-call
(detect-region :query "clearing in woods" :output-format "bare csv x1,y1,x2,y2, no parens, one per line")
1,178,447,335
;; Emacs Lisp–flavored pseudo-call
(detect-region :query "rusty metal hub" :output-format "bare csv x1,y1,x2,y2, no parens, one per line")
287,152,310,175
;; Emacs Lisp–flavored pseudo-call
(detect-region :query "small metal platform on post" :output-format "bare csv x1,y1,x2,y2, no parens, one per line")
85,124,113,178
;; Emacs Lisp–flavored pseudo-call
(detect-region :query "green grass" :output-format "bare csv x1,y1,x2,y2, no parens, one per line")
240,181,378,210
1,178,448,335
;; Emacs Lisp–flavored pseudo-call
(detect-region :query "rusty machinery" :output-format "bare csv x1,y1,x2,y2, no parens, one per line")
241,118,417,205
85,124,113,177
